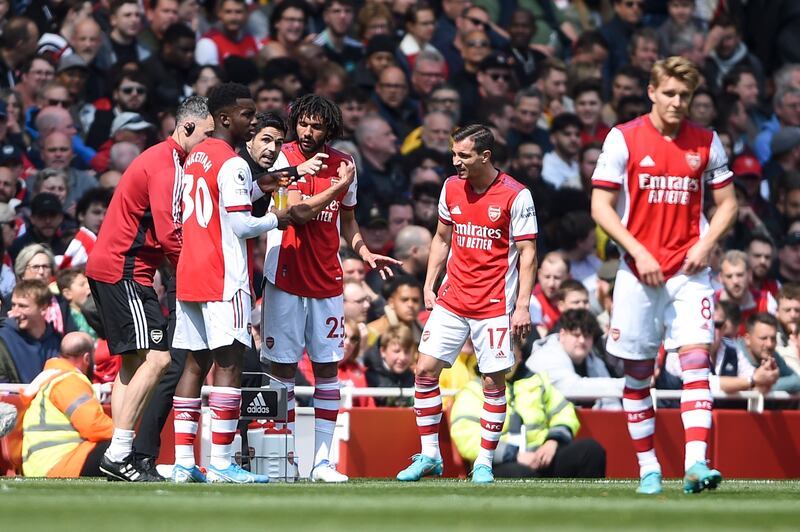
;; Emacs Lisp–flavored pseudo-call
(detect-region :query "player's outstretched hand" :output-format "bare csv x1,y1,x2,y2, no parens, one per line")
361,251,402,280
633,248,664,286
511,306,532,340
336,160,356,188
255,170,293,195
297,152,329,176
682,240,711,276
271,207,292,230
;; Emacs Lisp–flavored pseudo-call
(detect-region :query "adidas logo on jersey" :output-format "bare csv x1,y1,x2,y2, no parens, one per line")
451,205,462,215
640,155,656,167
246,393,271,415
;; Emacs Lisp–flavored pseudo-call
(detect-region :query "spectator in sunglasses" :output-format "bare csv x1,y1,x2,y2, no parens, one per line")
600,0,645,91
86,71,150,151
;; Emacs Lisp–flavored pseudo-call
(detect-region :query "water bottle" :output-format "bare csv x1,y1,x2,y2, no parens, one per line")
273,185,288,210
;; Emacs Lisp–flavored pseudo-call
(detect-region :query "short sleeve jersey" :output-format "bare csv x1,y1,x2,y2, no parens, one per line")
177,138,254,302
591,115,732,279
263,141,357,298
436,172,538,319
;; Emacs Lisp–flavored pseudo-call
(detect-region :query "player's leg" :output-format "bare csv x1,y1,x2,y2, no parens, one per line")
204,292,270,483
667,274,720,493
170,299,214,482
397,306,465,481
468,314,515,484
306,294,349,482
260,282,304,436
171,349,212,482
606,264,663,493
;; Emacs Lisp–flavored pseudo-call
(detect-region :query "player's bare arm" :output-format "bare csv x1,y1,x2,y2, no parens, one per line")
285,159,356,221
511,239,537,339
340,208,402,280
591,187,664,286
422,220,453,310
683,183,737,275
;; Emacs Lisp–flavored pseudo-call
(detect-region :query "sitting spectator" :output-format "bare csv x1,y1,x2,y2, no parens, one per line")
548,280,591,334
343,279,370,355
195,0,259,66
542,113,583,190
364,323,415,406
366,224,431,297
32,169,70,215
558,210,601,288
14,244,77,335
573,80,610,146
530,251,570,337
10,193,67,259
775,283,800,375
36,130,98,212
339,319,375,408
743,313,800,393
367,275,423,347
21,332,112,477
450,338,606,479
715,249,776,335
0,279,61,383
60,188,111,270
746,233,779,298
661,300,779,395
0,203,16,301
527,309,623,410
55,268,96,340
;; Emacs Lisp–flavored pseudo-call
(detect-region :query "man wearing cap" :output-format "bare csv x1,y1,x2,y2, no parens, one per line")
352,34,396,93
9,192,66,259
89,113,155,174
764,127,800,193
461,51,515,125
730,153,782,240
55,55,92,132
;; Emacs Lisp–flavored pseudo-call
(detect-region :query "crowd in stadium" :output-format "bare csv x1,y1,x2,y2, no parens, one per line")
1,0,800,483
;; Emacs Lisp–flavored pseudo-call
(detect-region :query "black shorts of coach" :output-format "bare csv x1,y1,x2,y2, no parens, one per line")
89,278,169,355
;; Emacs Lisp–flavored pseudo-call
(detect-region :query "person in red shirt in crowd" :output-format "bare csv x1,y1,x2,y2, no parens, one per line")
339,319,374,408
574,79,611,146
746,233,780,299
397,124,538,484
260,94,399,483
530,251,570,337
84,95,214,482
195,0,260,66
715,249,776,335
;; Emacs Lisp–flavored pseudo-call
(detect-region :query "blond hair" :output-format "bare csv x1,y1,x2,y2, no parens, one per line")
380,323,415,351
650,56,700,92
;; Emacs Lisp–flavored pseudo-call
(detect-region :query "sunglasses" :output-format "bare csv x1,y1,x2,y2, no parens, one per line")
466,39,490,48
120,86,146,95
47,98,71,108
466,16,488,29
623,0,645,8
714,321,725,330
489,73,511,82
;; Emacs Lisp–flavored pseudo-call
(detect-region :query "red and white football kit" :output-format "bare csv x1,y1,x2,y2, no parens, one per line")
174,138,273,351
592,115,732,360
420,172,538,374
260,141,357,364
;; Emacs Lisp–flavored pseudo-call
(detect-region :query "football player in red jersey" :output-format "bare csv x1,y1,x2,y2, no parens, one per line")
260,95,400,482
591,56,738,494
397,124,538,484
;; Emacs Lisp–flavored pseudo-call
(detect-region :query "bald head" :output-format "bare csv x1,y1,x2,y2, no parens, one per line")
61,332,95,358
394,225,432,260
72,18,103,62
35,105,75,137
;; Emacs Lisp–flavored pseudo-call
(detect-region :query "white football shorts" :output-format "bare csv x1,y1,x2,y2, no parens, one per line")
173,289,252,351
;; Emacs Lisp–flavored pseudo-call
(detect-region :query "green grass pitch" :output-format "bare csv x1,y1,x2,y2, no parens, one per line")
1,478,799,531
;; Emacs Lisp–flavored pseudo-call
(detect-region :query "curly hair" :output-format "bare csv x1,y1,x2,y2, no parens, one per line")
288,94,343,142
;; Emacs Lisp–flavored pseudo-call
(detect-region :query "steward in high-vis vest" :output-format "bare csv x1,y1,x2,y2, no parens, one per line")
21,332,112,477
450,354,607,479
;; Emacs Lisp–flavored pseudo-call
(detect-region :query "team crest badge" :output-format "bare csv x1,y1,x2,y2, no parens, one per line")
685,152,701,170
150,329,163,343
488,205,501,222
610,328,620,341
265,337,275,349
422,331,430,342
